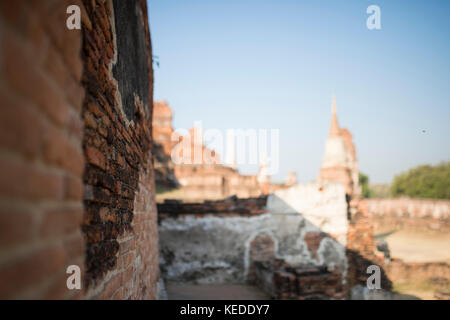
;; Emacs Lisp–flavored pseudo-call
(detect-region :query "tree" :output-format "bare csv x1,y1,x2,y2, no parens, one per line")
359,172,372,198
391,162,450,199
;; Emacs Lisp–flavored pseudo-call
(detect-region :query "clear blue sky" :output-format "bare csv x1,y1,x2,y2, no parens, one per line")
147,0,450,184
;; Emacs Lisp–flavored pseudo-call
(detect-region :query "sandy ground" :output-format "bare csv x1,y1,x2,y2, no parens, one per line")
375,229,450,299
375,230,450,263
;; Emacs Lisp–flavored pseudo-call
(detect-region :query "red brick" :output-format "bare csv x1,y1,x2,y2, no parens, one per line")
39,206,83,239
100,275,121,300
64,174,83,200
84,111,97,129
0,155,64,201
85,145,106,170
0,90,44,158
2,31,70,127
0,208,35,247
0,246,67,299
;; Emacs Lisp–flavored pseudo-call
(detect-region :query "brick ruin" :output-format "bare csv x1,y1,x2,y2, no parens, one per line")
157,182,390,299
0,0,159,299
152,101,266,200
362,197,450,299
156,97,396,300
318,96,360,197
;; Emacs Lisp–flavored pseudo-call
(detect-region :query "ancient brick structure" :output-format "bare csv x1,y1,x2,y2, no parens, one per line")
313,97,390,292
152,101,175,156
0,0,159,299
272,261,344,300
158,191,351,298
152,101,264,200
318,96,360,197
346,200,392,292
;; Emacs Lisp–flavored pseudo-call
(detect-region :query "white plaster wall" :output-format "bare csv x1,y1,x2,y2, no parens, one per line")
267,183,349,245
159,182,349,284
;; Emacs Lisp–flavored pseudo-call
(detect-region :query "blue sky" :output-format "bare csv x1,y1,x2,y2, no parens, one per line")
147,0,450,184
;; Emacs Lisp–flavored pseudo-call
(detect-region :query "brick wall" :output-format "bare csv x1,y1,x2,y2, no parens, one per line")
346,208,392,291
363,198,450,233
157,195,268,219
0,0,85,299
272,261,344,300
386,260,450,283
80,0,158,299
0,0,159,299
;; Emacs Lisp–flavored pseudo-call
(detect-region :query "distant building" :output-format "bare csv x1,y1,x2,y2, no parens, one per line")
153,100,175,155
318,96,360,197
152,101,265,200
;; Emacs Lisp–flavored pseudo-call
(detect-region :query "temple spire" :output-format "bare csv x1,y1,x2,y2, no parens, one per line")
329,95,340,137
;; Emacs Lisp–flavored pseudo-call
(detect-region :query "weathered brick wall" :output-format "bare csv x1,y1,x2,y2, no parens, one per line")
157,195,268,219
247,233,275,284
346,207,392,292
386,260,450,283
363,198,450,233
0,0,159,299
0,0,85,299
80,0,158,299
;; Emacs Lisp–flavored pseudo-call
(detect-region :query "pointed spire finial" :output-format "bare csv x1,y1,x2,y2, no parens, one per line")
329,95,340,137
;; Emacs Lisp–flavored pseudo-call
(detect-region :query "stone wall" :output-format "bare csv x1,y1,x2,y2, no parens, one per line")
363,198,450,233
0,0,159,299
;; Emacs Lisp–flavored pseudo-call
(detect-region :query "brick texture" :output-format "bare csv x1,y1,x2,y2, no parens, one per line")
80,0,158,299
272,260,345,300
157,195,268,219
0,0,159,300
0,0,85,299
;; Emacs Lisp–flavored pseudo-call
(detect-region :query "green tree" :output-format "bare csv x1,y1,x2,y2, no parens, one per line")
359,172,372,198
391,162,450,199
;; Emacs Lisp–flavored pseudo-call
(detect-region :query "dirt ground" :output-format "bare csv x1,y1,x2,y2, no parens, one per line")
166,283,270,300
375,230,450,263
375,229,450,299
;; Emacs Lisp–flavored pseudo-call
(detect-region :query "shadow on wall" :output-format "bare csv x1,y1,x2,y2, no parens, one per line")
157,183,393,299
